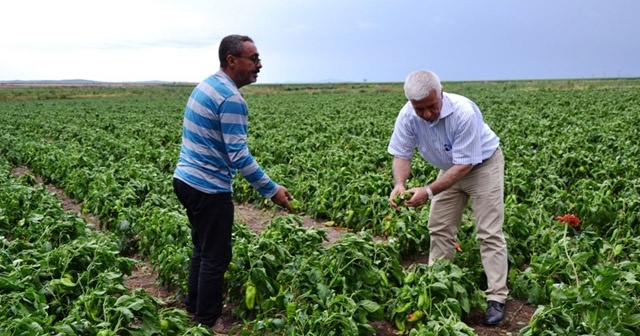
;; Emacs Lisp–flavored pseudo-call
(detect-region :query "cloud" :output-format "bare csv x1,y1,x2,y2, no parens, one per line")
1,0,227,49
1,0,639,82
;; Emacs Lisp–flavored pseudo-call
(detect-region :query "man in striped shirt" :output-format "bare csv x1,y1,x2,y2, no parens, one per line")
387,70,509,326
173,34,293,332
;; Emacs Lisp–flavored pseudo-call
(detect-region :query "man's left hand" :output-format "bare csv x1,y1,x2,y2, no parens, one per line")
403,187,429,207
271,186,294,212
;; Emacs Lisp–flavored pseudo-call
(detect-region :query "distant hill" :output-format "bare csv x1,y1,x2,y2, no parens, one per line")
0,79,193,85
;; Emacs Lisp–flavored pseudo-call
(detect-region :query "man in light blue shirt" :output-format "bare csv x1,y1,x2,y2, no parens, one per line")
173,34,293,332
388,70,509,326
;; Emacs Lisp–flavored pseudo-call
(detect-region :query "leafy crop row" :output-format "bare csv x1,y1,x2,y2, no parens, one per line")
0,155,209,335
1,79,639,334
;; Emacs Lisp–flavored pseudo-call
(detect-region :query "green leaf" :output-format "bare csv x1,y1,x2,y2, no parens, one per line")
317,282,331,302
127,298,146,310
119,220,130,230
359,195,369,204
115,294,132,306
429,282,450,296
359,299,380,313
116,306,134,319
623,313,640,327
549,287,569,302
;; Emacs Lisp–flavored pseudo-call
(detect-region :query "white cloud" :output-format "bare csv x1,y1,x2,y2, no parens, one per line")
0,0,320,82
0,44,214,82
1,0,218,49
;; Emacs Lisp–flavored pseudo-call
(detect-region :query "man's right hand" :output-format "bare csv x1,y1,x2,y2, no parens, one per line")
271,185,293,212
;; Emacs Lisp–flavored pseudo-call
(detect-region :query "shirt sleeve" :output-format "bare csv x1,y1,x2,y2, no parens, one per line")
219,97,278,199
387,103,416,160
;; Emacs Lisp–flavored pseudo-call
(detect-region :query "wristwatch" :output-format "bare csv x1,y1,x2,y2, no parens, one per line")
425,186,434,200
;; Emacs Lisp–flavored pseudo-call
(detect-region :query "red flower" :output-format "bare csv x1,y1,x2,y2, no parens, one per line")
556,214,581,228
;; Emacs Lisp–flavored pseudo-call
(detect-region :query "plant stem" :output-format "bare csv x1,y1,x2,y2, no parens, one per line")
563,223,580,288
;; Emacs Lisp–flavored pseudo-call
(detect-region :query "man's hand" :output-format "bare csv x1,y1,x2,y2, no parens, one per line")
271,185,294,212
403,187,429,207
389,185,407,209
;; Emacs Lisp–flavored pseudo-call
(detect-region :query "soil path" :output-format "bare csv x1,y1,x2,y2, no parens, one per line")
233,203,348,247
11,166,534,335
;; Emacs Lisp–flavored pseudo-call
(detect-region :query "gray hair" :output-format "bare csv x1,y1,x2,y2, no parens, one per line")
403,70,442,101
219,34,254,68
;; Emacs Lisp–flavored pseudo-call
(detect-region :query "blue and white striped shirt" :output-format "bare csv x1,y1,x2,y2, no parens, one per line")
173,71,278,198
388,92,499,171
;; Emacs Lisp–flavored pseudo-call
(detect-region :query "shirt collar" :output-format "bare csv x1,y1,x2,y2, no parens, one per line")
215,70,238,90
429,92,453,127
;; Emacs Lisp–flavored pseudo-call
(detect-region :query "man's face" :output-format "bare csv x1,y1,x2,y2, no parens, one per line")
233,41,262,87
410,89,442,122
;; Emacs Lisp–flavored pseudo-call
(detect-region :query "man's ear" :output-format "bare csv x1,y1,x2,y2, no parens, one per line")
227,55,236,68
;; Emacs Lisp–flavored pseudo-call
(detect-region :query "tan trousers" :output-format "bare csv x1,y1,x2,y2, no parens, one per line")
427,147,509,303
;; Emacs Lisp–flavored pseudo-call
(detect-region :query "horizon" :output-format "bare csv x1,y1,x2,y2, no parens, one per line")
2,76,639,87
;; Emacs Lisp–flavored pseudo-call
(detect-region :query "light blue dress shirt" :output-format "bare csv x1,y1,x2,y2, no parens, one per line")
388,92,499,171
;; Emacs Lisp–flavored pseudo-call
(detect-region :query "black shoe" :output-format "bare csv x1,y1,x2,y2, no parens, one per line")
484,300,505,325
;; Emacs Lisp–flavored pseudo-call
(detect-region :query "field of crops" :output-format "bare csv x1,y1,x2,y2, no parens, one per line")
1,78,639,335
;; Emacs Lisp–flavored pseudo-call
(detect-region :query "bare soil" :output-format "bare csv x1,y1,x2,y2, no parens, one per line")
234,203,347,247
11,166,535,335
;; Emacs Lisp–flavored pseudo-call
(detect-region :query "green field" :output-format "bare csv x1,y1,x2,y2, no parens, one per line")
1,79,639,335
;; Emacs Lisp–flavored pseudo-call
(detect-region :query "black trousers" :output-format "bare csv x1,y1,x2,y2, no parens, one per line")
172,178,234,326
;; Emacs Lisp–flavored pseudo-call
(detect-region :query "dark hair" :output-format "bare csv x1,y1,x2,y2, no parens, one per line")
219,35,254,68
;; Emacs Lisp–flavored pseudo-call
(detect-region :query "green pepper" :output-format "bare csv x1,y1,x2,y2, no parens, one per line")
417,293,426,308
345,210,355,225
228,262,239,272
393,194,403,205
160,319,169,330
290,199,301,211
406,310,425,322
393,191,412,206
395,302,413,313
404,272,416,285
378,269,389,287
245,282,257,310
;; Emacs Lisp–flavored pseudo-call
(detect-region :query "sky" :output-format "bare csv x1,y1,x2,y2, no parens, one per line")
1,0,639,84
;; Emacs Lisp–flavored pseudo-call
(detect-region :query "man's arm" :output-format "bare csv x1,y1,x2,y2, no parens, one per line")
428,164,473,195
220,99,279,198
392,157,412,187
404,163,472,207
